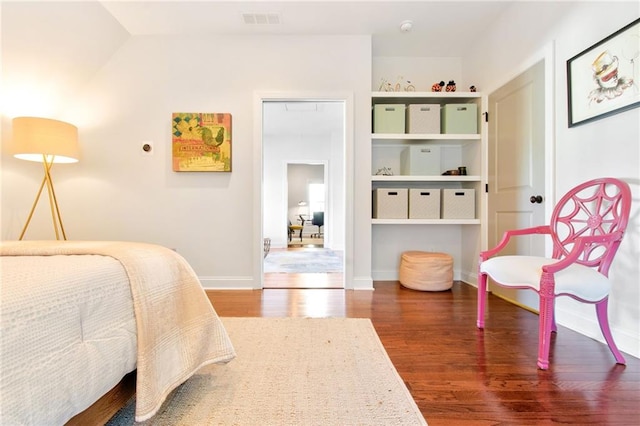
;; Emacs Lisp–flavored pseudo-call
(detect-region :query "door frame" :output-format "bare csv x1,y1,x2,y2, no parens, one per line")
254,91,354,289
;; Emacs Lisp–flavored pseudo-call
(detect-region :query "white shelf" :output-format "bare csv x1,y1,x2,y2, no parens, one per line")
372,218,480,225
372,91,481,99
371,175,481,182
370,90,484,231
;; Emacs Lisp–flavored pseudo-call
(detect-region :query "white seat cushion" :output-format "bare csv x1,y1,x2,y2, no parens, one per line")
480,256,610,302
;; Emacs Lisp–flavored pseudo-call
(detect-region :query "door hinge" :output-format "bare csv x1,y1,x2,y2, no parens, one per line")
483,112,489,122
485,183,489,193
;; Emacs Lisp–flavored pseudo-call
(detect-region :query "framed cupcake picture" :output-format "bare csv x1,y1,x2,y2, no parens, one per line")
567,18,640,127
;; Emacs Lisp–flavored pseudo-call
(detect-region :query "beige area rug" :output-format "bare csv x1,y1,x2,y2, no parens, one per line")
107,317,427,425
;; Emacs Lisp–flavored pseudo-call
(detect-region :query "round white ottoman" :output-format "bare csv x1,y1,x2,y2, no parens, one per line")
399,251,453,291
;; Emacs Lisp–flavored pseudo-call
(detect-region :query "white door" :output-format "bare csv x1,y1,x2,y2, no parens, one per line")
487,59,546,310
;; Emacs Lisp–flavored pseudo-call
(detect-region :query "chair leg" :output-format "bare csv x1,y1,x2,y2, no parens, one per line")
595,300,626,365
551,299,558,333
537,294,555,370
477,273,487,329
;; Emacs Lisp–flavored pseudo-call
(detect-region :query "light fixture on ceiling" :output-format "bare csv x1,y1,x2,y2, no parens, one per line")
399,20,413,33
12,117,80,240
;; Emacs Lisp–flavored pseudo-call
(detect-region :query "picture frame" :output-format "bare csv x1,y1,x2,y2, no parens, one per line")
567,18,640,127
172,113,232,172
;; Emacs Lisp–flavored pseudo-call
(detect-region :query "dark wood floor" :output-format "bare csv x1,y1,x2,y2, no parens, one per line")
207,281,640,425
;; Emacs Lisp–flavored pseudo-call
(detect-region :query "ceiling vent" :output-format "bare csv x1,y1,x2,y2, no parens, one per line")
242,13,281,25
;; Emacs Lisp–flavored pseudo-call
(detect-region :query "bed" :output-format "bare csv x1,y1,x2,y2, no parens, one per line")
0,240,236,425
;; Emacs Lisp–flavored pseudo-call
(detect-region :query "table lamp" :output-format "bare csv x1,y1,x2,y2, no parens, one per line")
12,117,80,240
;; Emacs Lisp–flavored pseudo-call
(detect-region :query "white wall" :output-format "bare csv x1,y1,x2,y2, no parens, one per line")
465,1,640,357
1,34,372,289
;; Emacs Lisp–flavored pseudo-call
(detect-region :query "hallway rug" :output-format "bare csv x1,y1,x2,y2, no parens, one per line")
264,248,343,273
107,317,427,425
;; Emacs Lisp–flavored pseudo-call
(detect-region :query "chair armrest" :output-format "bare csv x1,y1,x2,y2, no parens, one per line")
542,231,624,274
480,225,551,260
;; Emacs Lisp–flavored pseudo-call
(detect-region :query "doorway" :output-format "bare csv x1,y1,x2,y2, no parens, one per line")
286,163,325,249
261,99,346,289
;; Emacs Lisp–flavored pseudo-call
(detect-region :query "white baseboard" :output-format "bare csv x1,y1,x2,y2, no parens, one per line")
199,276,375,291
350,276,374,290
556,306,640,359
460,270,478,287
372,268,465,282
199,276,257,290
469,277,639,360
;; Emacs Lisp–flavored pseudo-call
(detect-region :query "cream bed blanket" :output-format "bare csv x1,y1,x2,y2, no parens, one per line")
0,240,236,422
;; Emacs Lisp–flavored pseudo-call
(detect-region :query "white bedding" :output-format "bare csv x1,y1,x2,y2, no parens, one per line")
1,254,137,425
0,241,236,424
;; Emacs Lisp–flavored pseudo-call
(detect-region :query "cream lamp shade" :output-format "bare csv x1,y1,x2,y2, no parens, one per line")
12,117,80,163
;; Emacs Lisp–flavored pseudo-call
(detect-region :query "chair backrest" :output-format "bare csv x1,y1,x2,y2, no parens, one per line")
312,211,324,226
550,178,631,276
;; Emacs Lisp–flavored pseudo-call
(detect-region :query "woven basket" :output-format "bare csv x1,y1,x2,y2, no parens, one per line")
399,251,453,291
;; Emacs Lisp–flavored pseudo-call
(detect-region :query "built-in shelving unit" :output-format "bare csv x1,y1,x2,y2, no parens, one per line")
371,91,485,226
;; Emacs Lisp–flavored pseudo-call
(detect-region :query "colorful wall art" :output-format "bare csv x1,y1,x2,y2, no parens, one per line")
172,113,232,171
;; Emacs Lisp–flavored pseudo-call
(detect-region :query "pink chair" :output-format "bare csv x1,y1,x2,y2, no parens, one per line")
477,178,631,369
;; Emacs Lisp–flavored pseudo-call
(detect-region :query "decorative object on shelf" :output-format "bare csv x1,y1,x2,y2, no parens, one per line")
442,169,461,175
172,112,232,172
378,77,414,92
378,78,393,92
446,80,457,92
394,76,406,92
458,166,467,175
431,81,445,92
469,85,477,92
375,167,394,176
567,17,639,127
11,117,80,240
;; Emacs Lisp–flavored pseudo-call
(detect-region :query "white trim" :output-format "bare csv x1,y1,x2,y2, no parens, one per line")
556,305,640,359
351,276,374,290
254,91,355,289
373,269,465,282
200,276,256,290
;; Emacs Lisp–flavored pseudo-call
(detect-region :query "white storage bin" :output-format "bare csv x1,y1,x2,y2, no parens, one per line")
409,188,441,219
400,145,441,176
407,104,440,134
442,104,477,134
373,188,408,219
442,189,475,219
373,104,406,134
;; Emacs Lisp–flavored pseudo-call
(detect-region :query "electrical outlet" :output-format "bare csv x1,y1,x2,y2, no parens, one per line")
141,141,154,156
